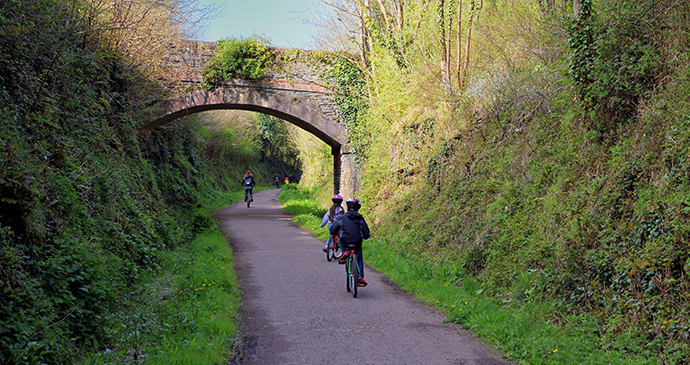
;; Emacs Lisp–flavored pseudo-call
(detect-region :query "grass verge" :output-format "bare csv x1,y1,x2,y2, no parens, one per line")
79,190,255,364
278,186,656,365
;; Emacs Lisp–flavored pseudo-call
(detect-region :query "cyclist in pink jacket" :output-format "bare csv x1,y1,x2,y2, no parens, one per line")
320,194,344,252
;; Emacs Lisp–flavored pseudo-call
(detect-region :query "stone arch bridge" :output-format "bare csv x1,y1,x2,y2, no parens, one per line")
138,41,354,195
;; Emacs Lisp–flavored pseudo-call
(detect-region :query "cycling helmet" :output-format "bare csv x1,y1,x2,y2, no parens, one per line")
346,197,361,211
332,194,343,203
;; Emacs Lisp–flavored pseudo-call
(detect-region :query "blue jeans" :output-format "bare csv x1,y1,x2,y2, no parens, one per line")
325,223,334,248
244,187,253,199
355,247,364,278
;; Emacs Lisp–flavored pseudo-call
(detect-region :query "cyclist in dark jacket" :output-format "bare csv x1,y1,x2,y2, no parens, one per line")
330,197,370,286
241,171,256,202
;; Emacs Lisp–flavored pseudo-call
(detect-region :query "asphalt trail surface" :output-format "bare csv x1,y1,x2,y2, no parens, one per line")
215,189,513,365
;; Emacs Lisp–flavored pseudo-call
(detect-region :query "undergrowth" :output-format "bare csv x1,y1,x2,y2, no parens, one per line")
0,1,302,361
81,200,243,365
331,0,690,363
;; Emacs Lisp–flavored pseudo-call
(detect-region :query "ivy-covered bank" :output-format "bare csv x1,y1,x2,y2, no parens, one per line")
295,0,690,363
0,1,300,362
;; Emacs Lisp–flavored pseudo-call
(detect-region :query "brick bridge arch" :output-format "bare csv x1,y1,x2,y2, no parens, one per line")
138,41,353,195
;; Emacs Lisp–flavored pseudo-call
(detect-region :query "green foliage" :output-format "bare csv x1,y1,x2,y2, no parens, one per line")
257,114,302,174
201,36,272,88
279,184,327,218
81,227,242,365
327,56,369,158
568,0,663,135
0,0,301,362
339,0,690,363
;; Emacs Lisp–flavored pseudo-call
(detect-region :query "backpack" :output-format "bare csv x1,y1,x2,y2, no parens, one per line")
244,176,253,187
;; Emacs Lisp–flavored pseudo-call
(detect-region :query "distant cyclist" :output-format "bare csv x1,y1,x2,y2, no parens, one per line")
320,194,344,252
241,171,256,202
274,173,281,188
330,198,370,286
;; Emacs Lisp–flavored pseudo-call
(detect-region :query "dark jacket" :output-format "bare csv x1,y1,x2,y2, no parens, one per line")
242,175,255,188
330,210,370,248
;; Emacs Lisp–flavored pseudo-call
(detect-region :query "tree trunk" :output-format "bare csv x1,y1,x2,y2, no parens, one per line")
455,0,462,89
377,0,393,32
573,0,580,19
395,0,404,30
437,0,450,85
460,0,481,83
447,0,455,80
356,0,372,72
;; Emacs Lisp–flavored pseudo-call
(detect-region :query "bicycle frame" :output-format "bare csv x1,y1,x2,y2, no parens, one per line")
332,235,339,251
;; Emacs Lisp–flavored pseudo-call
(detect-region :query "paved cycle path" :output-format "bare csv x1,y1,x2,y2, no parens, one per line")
215,189,512,365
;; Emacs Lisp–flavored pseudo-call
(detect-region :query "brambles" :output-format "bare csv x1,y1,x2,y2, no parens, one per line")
568,0,664,136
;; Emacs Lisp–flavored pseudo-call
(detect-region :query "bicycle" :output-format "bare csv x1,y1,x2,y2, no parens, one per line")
344,244,361,298
244,190,252,208
326,235,342,262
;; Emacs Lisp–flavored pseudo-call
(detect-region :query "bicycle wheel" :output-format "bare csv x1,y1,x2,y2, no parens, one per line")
350,253,359,298
346,257,351,293
331,237,342,260
326,238,333,262
246,198,251,208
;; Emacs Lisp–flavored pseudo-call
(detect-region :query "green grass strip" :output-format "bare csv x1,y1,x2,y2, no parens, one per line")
142,228,242,365
278,187,656,365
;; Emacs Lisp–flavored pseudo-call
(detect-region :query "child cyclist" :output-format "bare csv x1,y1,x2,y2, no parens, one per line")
330,198,370,286
320,194,344,252
241,171,256,202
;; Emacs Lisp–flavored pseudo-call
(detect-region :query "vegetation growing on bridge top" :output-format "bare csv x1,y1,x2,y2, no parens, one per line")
201,36,273,88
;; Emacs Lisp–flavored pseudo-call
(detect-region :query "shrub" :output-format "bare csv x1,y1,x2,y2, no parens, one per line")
201,36,273,88
568,0,663,135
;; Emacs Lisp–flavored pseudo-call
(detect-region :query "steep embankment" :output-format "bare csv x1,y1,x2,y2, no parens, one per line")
307,0,690,363
0,1,300,363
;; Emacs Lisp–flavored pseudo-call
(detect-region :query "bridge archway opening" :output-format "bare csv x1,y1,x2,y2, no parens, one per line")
140,104,343,194
141,103,341,152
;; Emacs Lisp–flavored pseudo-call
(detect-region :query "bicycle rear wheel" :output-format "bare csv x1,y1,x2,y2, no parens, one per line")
350,253,359,298
346,257,351,292
326,237,334,261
